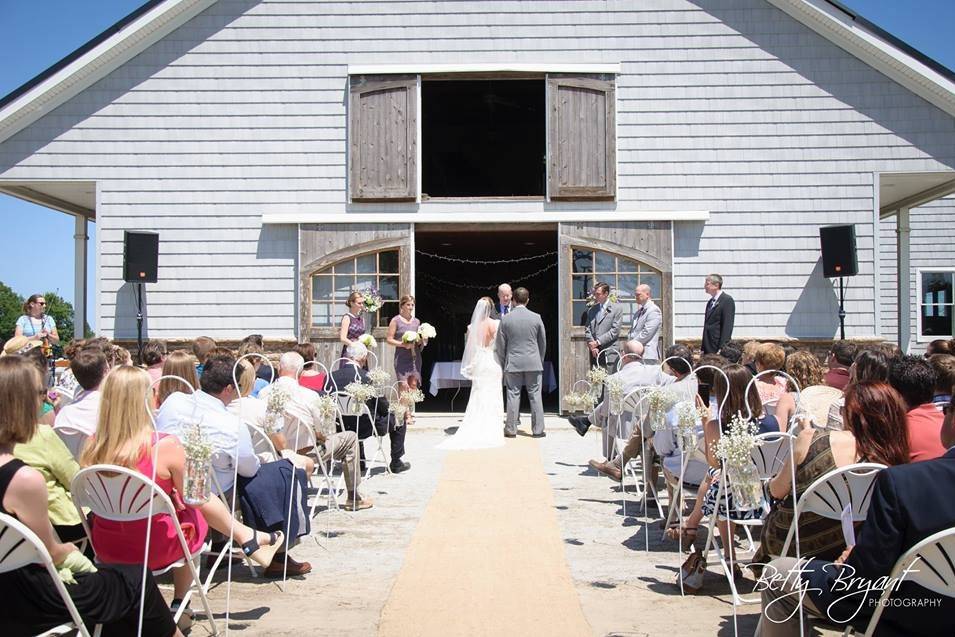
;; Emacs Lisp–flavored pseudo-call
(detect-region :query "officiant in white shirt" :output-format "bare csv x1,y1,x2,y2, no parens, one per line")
628,284,662,364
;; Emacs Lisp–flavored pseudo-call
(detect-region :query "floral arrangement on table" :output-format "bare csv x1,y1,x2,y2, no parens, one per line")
647,388,680,431
402,323,437,346
181,419,213,506
344,381,377,414
563,391,598,413
585,287,618,307
367,367,391,397
263,387,291,434
312,394,338,437
712,414,764,511
360,287,383,313
605,376,625,416
359,333,377,350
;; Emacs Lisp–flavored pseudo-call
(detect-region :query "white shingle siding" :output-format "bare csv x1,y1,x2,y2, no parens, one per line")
1,0,954,340
880,196,955,352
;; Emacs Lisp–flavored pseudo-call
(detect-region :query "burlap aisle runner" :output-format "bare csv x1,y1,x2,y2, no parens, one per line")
378,436,592,637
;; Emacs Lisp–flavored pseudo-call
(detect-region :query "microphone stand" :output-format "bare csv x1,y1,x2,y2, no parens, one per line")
135,282,145,365
837,276,846,341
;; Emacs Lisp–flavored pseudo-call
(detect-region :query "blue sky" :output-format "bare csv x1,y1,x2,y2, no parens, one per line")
1,0,954,331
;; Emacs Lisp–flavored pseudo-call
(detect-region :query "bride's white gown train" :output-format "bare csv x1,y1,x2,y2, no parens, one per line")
437,342,504,450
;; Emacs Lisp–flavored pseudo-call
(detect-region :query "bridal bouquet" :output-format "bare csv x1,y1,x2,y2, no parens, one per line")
647,388,680,431
563,391,597,413
344,381,376,414
359,333,377,350
712,414,764,511
181,419,213,506
606,376,625,416
367,367,391,396
311,394,338,437
360,287,383,313
263,386,291,434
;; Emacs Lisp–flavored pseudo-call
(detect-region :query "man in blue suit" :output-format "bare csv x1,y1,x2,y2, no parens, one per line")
757,395,955,636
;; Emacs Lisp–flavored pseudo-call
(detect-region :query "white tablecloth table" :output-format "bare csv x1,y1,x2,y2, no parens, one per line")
429,360,557,398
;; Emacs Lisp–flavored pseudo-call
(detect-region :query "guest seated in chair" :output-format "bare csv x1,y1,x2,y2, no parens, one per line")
651,345,708,489
330,343,410,474
757,393,955,637
889,355,947,462
258,350,376,508
54,346,108,437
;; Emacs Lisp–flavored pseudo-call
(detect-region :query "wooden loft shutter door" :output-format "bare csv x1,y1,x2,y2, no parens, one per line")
349,75,417,201
547,74,616,200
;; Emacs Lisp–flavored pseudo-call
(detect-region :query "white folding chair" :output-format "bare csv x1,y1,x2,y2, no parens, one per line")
616,388,661,519
850,526,955,637
0,512,101,637
54,426,89,461
246,421,280,462
71,465,218,635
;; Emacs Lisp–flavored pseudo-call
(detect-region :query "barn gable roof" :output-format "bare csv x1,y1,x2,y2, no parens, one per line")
0,0,954,144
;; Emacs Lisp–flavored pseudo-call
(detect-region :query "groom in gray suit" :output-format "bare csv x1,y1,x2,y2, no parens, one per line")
496,287,547,438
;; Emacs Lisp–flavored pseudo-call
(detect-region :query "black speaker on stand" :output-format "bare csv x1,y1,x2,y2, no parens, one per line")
123,231,159,363
819,224,858,340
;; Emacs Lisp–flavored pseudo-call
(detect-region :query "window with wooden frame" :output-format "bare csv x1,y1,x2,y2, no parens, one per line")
310,250,401,328
918,270,954,338
571,248,661,326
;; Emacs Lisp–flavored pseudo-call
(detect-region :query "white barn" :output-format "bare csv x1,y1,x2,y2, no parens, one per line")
1,0,953,404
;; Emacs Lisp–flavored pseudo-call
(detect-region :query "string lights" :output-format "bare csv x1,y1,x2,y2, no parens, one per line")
415,249,557,265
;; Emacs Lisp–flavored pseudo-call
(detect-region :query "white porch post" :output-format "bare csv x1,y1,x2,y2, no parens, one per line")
73,214,88,338
896,207,911,353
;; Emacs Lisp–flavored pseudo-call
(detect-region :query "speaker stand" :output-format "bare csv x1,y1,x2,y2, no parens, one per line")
135,282,145,364
838,276,846,340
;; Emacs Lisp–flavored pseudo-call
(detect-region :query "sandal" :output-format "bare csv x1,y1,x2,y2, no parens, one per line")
240,530,284,568
664,524,698,545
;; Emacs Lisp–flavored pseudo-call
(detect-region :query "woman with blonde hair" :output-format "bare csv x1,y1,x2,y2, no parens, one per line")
83,367,282,613
0,356,182,637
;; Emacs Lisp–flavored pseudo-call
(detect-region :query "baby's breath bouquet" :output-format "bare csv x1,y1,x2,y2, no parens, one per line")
712,414,764,511
345,381,376,414
263,387,291,434
368,367,391,397
563,391,597,413
647,388,680,431
312,394,338,437
675,401,707,442
388,400,408,424
417,323,437,340
181,419,213,506
399,388,425,405
605,377,625,416
586,366,608,390
359,333,377,350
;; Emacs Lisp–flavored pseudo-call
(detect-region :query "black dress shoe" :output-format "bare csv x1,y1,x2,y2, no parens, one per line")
390,460,411,473
532,432,546,438
569,416,591,437
503,431,517,438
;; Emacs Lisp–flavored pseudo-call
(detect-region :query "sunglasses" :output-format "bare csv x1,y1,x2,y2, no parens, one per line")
35,301,46,306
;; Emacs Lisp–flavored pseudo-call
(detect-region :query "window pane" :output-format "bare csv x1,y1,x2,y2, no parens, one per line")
334,275,353,299
312,303,334,326
617,301,637,325
572,250,593,274
379,250,399,274
617,273,638,298
640,273,662,298
335,259,355,275
921,305,953,336
572,275,592,300
356,253,376,274
355,275,376,292
618,257,638,273
379,275,399,299
922,272,953,305
312,275,332,302
572,301,590,326
595,251,615,273
378,301,399,327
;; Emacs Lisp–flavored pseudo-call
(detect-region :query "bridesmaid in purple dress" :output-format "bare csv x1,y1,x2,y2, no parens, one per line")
386,295,427,424
339,291,367,361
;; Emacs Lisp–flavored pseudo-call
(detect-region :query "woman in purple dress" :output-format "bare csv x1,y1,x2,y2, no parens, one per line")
339,291,367,361
386,295,427,424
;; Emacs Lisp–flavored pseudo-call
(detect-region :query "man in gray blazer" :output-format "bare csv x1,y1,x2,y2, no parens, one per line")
584,281,623,369
496,287,547,438
628,284,663,363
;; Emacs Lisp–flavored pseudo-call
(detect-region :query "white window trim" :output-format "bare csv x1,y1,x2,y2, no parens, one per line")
915,267,955,341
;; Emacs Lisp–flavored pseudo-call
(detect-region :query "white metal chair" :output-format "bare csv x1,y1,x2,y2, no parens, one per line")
850,526,955,636
246,421,280,462
615,352,641,372
0,512,101,637
71,465,219,635
54,426,89,461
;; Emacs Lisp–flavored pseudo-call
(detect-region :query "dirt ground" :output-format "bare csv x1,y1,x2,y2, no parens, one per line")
177,415,817,637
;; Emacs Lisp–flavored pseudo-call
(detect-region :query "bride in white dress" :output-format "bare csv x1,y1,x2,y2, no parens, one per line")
437,297,505,450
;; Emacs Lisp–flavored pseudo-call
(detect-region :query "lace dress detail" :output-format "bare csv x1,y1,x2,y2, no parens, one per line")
437,340,504,450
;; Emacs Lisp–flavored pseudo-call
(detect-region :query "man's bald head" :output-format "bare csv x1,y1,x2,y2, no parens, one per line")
623,340,645,362
635,284,652,304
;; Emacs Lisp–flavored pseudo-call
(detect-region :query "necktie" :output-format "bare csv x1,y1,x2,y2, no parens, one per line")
636,306,646,320
502,305,508,316
707,297,716,313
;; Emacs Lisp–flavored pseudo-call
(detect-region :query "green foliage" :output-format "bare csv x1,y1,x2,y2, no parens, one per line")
42,291,75,348
0,282,22,343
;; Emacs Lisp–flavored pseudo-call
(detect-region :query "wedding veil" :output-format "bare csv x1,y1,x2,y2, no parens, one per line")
460,298,493,380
